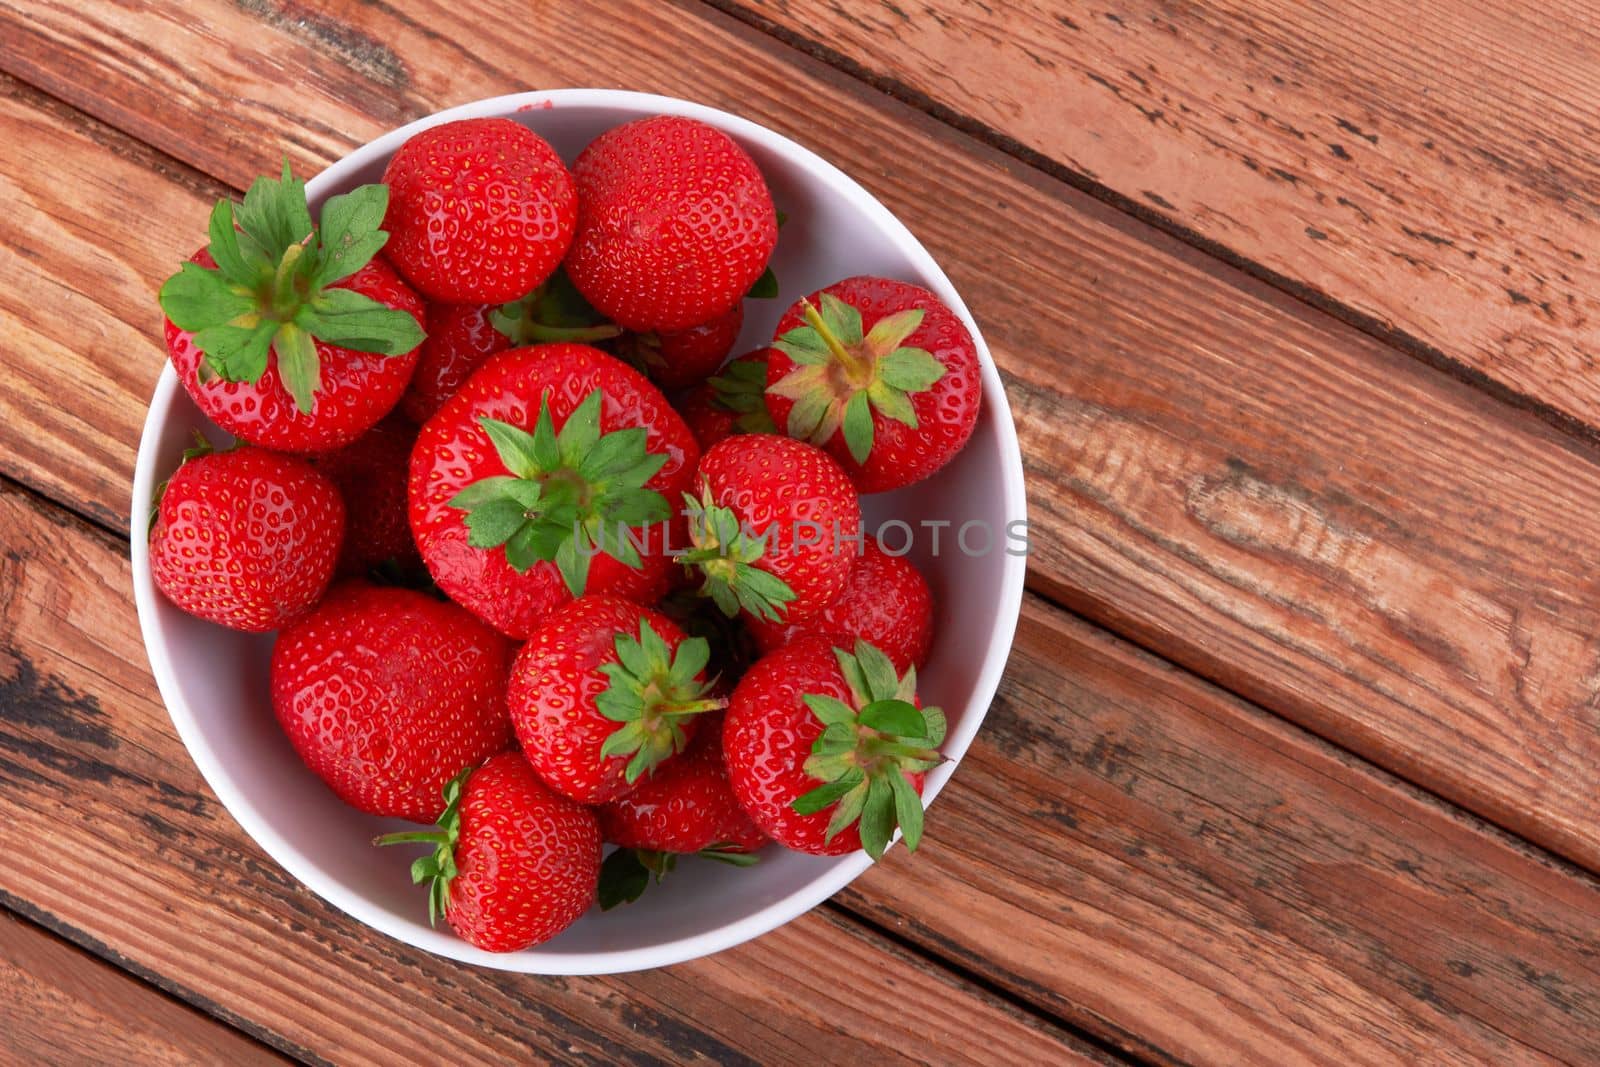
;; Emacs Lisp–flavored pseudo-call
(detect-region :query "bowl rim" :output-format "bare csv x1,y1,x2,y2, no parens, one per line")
129,87,1028,974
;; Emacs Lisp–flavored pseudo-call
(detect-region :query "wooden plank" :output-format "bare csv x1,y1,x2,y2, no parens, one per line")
3,3,1600,872
0,909,286,1066
716,0,1600,432
848,597,1600,1064
8,483,1600,1064
0,486,1106,1064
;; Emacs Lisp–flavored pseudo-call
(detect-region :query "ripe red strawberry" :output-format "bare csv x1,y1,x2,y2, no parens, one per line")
507,595,722,805
310,413,423,578
400,303,508,424
595,715,765,909
681,434,859,625
409,343,699,638
401,269,622,424
747,536,933,672
149,440,344,632
566,115,777,332
678,351,775,451
271,582,515,823
379,752,600,952
724,637,942,858
765,276,981,493
381,118,577,303
613,304,744,392
160,165,426,453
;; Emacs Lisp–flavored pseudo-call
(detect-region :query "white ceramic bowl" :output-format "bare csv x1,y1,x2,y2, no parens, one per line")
130,90,1027,974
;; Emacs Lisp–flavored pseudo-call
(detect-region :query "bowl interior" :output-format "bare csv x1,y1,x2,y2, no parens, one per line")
131,90,1027,973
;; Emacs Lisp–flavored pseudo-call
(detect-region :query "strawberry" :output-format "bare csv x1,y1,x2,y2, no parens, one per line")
747,536,933,672
159,164,426,453
408,343,699,638
566,115,777,332
678,351,776,451
400,303,508,424
612,304,744,392
381,118,577,304
379,753,600,952
507,595,722,805
310,413,423,579
724,637,943,858
149,439,343,632
681,433,859,625
595,714,765,910
765,276,981,493
401,269,621,424
270,582,515,823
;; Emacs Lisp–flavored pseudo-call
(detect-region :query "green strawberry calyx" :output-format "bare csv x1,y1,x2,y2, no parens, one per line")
768,293,946,465
597,618,726,783
597,842,760,911
707,359,777,435
374,765,473,927
447,388,671,596
678,484,797,622
792,640,946,861
158,161,425,414
489,267,622,345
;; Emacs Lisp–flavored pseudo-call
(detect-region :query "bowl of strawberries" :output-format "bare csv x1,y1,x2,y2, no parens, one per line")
130,89,1026,973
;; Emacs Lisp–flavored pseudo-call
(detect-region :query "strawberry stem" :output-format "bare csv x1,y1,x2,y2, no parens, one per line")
800,298,866,380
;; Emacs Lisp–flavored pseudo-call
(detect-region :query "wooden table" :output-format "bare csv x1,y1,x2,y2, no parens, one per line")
2,2,1597,1063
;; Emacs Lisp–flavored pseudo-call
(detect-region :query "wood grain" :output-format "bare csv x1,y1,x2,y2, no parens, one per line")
719,0,1600,431
4,2,1600,872
0,909,285,1066
5,483,1598,1064
0,486,1104,1064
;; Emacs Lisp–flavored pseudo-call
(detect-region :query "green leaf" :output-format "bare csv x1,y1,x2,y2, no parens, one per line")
859,699,924,737
731,563,797,622
841,389,874,464
866,378,919,429
273,323,321,413
614,630,654,680
858,777,895,859
206,199,260,283
699,847,761,867
803,694,858,727
809,721,857,756
888,768,924,852
312,183,390,288
817,292,864,346
793,769,864,816
786,387,833,443
864,308,925,353
556,390,603,467
671,636,710,685
921,705,947,747
746,265,779,299
877,346,946,392
598,848,652,910
531,394,560,470
823,779,871,843
772,327,832,366
478,416,543,479
600,721,645,760
191,319,275,384
834,647,871,707
159,261,255,332
235,161,314,255
463,497,529,548
580,425,649,481
854,641,902,703
298,287,423,355
554,528,593,596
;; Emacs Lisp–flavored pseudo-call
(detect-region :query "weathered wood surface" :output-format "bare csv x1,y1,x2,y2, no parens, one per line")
719,0,1600,432
0,909,288,1066
0,482,1108,1063
4,484,1597,1064
3,3,1600,875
